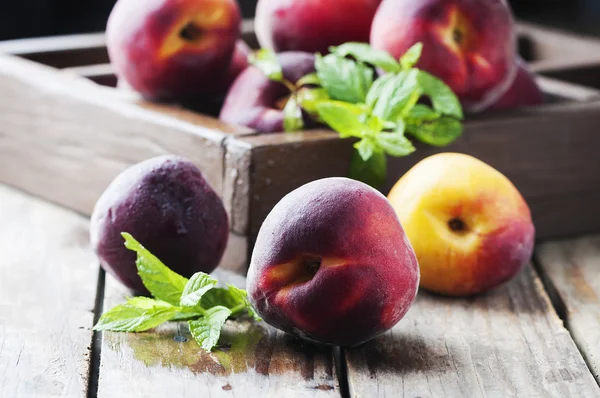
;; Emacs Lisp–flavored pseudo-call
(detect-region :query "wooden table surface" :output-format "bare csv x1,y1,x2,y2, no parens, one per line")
1,184,600,398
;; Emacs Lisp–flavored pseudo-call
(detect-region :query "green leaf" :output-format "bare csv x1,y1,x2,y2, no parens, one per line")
296,73,321,87
316,100,368,138
407,116,463,147
417,70,463,119
330,42,401,73
316,53,374,103
376,133,415,157
122,233,188,306
296,88,330,118
406,104,440,122
365,73,395,110
371,69,420,121
226,284,262,321
354,138,376,161
93,297,179,332
349,150,387,189
180,272,217,308
189,306,232,352
400,43,423,70
201,287,243,310
283,96,304,132
249,49,283,82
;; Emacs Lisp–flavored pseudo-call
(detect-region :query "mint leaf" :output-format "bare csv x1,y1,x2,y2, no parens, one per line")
296,73,321,87
330,42,401,73
406,104,440,121
227,284,262,321
400,43,423,70
371,69,420,121
407,116,463,146
94,297,179,332
201,287,243,310
297,87,330,118
283,96,304,132
249,49,283,82
365,74,395,110
122,233,187,306
316,101,368,138
189,306,232,352
316,53,374,103
417,71,463,119
349,150,387,189
376,133,415,157
355,139,376,161
180,272,217,308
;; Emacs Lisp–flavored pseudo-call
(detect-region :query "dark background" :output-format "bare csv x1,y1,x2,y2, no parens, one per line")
0,0,599,40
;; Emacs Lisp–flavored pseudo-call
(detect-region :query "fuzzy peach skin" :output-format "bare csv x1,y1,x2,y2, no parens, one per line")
255,0,382,54
488,58,543,111
106,0,241,101
247,178,420,346
371,0,517,112
220,52,316,133
388,153,535,296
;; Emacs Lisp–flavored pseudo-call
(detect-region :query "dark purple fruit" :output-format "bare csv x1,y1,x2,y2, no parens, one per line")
90,155,229,294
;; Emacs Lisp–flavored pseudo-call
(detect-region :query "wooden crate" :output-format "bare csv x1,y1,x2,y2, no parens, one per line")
1,21,600,269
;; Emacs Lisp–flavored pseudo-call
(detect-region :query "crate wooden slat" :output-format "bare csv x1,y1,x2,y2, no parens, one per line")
0,185,99,397
0,54,254,216
344,266,600,398
97,271,341,398
536,235,600,383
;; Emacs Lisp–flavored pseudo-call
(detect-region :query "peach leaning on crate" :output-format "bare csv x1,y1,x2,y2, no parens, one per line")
247,177,420,346
388,153,535,296
90,156,229,295
106,0,241,101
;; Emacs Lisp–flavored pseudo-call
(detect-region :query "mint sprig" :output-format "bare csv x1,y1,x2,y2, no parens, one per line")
251,43,464,188
94,234,260,352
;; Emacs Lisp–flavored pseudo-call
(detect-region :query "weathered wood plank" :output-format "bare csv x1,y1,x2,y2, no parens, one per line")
345,266,600,398
537,235,600,383
0,33,108,68
62,63,117,87
0,184,99,397
0,54,252,217
97,270,340,398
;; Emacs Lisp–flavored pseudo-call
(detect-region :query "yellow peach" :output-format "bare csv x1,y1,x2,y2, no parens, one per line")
388,153,535,296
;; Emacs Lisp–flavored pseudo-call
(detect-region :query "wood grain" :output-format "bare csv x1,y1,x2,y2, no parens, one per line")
227,98,600,244
0,54,251,217
0,33,108,68
344,266,600,398
0,184,99,397
536,235,600,383
97,270,340,398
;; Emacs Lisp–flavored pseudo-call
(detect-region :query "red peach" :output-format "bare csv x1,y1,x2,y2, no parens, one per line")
371,0,517,112
247,177,420,346
106,0,241,101
487,59,544,111
255,0,382,54
219,51,316,133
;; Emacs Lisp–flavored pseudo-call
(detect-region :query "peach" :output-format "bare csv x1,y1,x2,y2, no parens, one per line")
388,153,535,296
255,0,382,54
219,51,316,133
106,0,241,101
371,0,517,112
247,178,420,346
90,156,229,294
487,58,544,111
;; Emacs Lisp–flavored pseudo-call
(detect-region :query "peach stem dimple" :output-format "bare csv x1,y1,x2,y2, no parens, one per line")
448,218,467,232
179,22,203,42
